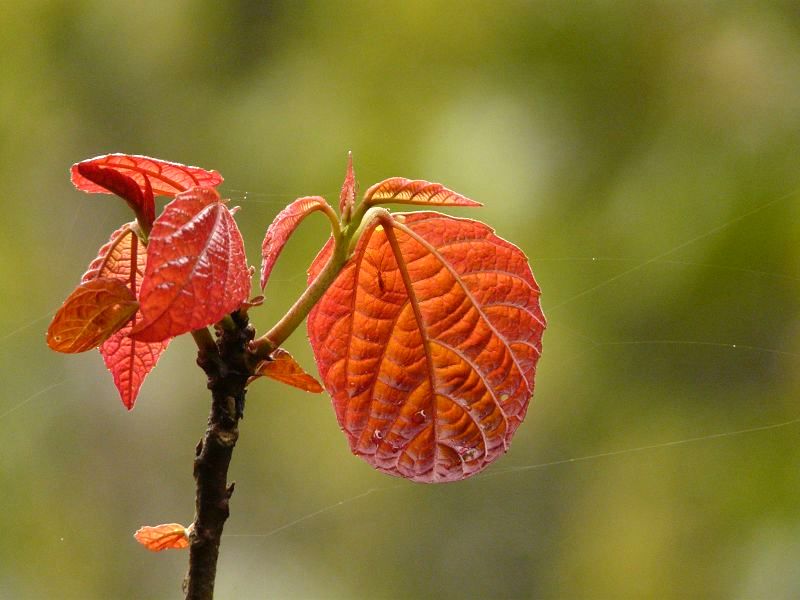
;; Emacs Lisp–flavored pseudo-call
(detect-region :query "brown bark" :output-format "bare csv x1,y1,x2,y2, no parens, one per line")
184,311,254,600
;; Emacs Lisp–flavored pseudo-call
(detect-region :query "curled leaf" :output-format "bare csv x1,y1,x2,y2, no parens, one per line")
47,278,138,353
75,163,155,226
260,196,331,291
82,224,169,410
71,153,222,198
133,187,250,342
251,348,323,393
134,523,190,552
363,177,481,208
308,211,545,483
81,223,139,283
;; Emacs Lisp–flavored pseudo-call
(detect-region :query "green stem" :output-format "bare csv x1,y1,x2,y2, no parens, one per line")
318,201,343,239
251,238,349,361
346,206,385,254
191,328,217,353
249,203,385,365
136,217,151,245
218,315,237,332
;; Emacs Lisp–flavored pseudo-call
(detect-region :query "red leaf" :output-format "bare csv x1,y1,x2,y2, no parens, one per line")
363,177,482,208
47,278,138,354
260,196,331,291
133,187,250,342
99,333,169,410
134,523,189,552
82,224,169,410
71,153,222,198
308,211,545,483
75,164,156,226
306,236,335,281
251,348,323,393
338,151,356,217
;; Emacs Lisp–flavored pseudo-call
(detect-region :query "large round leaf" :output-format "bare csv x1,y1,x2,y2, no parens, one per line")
308,211,545,482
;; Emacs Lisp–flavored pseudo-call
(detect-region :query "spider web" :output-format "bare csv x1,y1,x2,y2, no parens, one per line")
3,182,798,597
216,184,799,532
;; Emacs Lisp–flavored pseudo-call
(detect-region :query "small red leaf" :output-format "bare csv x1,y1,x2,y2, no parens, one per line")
363,177,482,208
307,236,335,281
99,333,169,410
71,153,222,199
260,196,331,291
133,187,250,342
47,278,138,353
251,348,323,393
308,211,544,483
75,163,155,226
134,523,189,552
338,152,356,217
82,224,169,410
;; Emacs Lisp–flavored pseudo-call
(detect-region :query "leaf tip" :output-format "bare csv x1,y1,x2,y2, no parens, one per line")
339,152,356,217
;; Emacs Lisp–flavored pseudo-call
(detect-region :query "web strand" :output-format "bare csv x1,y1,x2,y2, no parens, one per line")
481,416,800,478
17,181,799,546
223,413,800,540
548,188,796,312
0,379,69,420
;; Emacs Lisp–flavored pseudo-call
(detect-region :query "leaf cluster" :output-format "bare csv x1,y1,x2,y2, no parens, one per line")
48,153,546,484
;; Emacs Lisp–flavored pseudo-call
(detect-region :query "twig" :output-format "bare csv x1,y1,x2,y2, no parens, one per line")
184,311,254,600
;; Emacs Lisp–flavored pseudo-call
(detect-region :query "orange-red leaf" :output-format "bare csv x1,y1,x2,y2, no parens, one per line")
260,196,330,291
82,224,169,409
47,278,138,353
133,187,250,342
308,211,545,483
71,153,222,198
75,163,156,225
134,523,189,552
363,177,482,208
99,333,169,410
251,348,323,393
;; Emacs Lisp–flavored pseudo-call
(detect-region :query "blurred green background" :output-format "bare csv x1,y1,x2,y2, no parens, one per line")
2,1,799,598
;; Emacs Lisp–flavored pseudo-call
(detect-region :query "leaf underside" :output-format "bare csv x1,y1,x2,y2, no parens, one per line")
133,523,189,552
260,196,330,291
76,164,156,225
364,177,482,208
308,211,545,483
47,278,139,354
82,224,169,409
71,153,222,198
133,187,250,342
